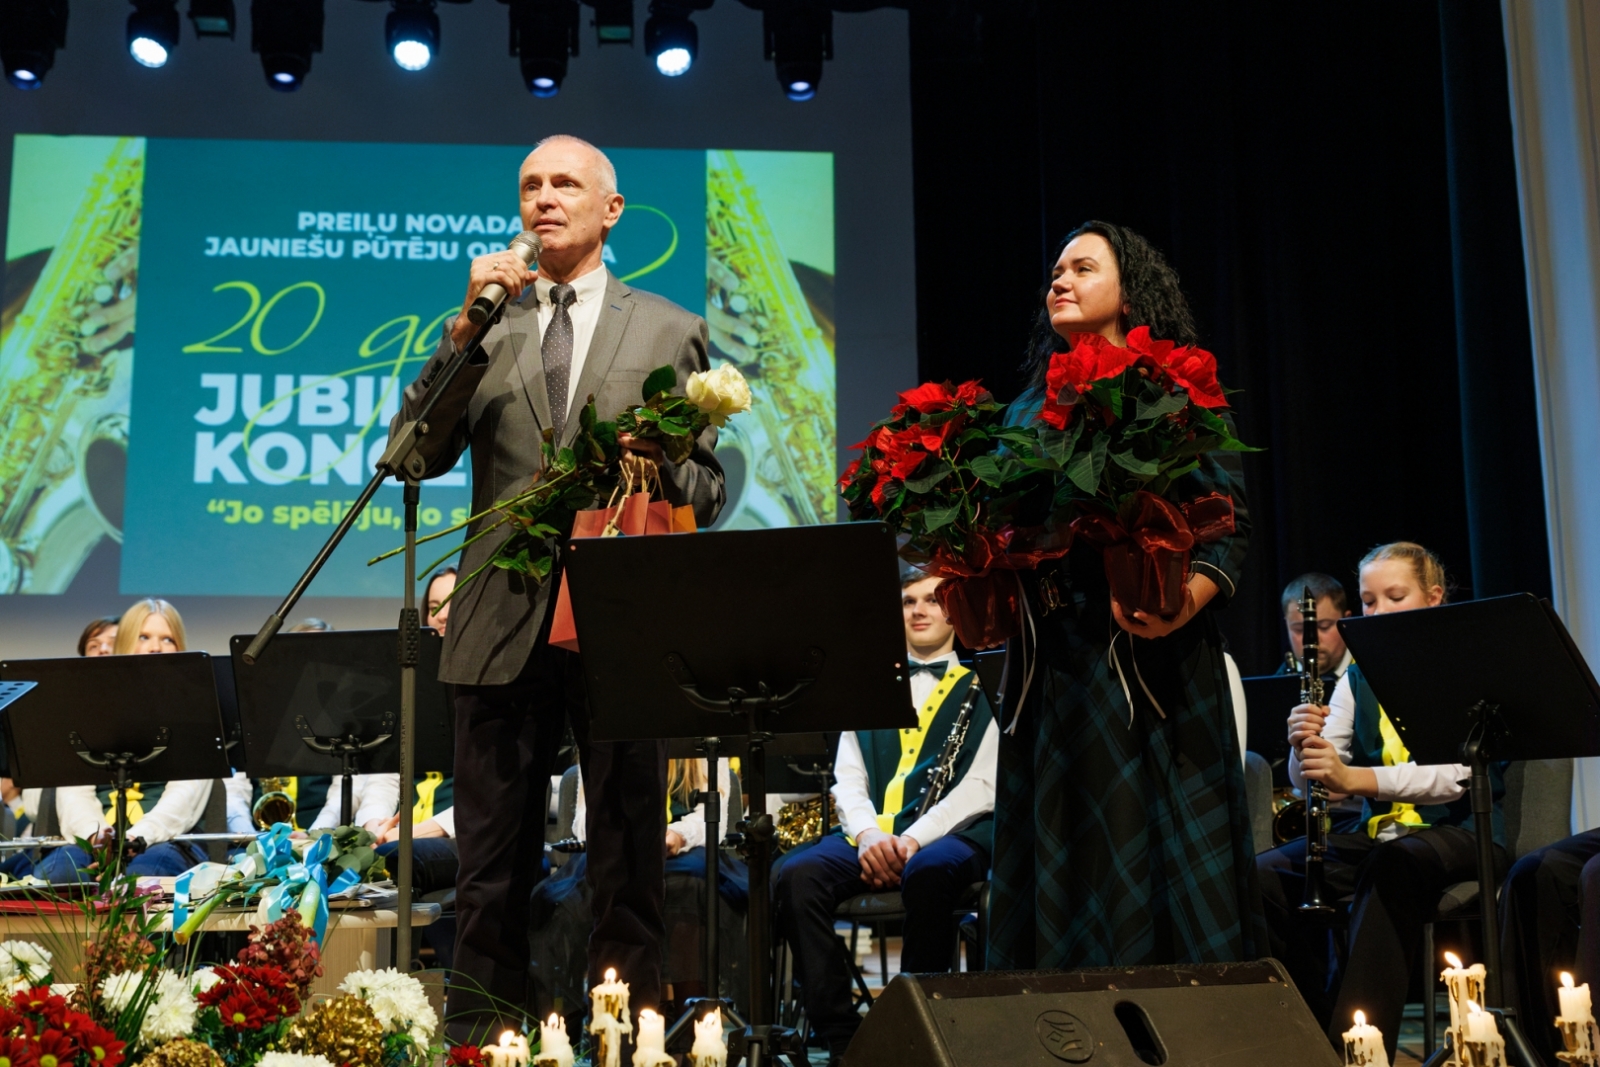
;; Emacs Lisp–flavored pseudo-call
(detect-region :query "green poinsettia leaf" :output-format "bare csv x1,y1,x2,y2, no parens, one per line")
903,459,953,493
919,503,960,533
1018,455,1063,472
643,365,678,402
1133,391,1187,425
1038,422,1083,466
1110,448,1160,476
1065,433,1109,494
968,454,1005,486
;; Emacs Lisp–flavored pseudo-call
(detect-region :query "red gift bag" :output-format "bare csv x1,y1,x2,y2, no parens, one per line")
548,463,697,652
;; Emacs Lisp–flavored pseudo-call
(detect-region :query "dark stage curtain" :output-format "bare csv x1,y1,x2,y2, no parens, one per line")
907,0,1550,673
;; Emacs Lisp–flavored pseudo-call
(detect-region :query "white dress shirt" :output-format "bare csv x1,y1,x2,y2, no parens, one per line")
531,263,610,414
832,651,1000,848
1289,671,1470,839
223,772,399,834
52,780,213,845
572,759,733,850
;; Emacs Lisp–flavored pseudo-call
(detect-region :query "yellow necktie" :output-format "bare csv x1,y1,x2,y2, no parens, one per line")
105,784,146,827
414,772,443,823
1365,706,1429,839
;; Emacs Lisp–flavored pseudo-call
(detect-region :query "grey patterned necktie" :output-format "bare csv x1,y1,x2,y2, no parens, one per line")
542,283,577,442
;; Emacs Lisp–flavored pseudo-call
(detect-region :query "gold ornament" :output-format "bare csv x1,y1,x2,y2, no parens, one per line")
141,1039,226,1067
285,995,386,1067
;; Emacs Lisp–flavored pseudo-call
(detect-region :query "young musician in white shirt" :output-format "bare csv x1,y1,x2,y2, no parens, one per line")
772,570,999,1066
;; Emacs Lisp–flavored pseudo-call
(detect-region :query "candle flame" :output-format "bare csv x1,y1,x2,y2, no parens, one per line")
1467,1000,1482,1015
1564,972,1577,989
639,1009,658,1022
499,1031,515,1045
549,1014,560,1027
1445,951,1463,968
605,967,617,982
1353,1010,1366,1026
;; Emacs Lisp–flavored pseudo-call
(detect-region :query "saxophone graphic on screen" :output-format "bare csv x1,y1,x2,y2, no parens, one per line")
705,149,836,528
0,137,143,593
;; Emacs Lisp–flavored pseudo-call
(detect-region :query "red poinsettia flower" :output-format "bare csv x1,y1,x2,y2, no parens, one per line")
892,381,956,417
1039,334,1139,429
837,458,862,490
1124,326,1227,408
953,380,987,407
0,1034,38,1067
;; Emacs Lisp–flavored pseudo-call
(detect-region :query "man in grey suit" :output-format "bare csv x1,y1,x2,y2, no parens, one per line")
392,135,725,1031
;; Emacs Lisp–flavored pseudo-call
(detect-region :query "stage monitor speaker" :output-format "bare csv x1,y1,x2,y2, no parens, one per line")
842,959,1340,1066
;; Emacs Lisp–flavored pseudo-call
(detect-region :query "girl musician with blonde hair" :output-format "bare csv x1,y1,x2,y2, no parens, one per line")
36,598,215,881
1257,542,1508,1060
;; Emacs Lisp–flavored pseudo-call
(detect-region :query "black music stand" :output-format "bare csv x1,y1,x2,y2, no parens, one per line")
0,653,232,874
564,522,914,1067
229,629,454,826
1339,593,1600,1067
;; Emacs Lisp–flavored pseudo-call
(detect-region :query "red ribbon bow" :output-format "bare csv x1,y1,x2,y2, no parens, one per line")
1071,491,1236,618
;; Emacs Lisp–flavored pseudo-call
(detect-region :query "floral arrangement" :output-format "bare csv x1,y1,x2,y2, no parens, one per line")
376,363,752,597
1,985,125,1067
1027,327,1252,617
838,379,1071,647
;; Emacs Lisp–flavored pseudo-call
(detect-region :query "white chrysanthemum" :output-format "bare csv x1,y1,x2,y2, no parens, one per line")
258,1054,337,1067
191,967,222,995
0,941,52,986
338,968,437,1044
101,970,200,1047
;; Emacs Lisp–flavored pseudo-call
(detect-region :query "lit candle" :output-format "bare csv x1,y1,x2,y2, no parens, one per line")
1440,951,1487,1056
1557,973,1600,1065
589,968,635,1067
631,1009,674,1067
1340,1010,1390,1067
1462,1001,1508,1066
690,1009,728,1067
487,1030,530,1067
535,1016,574,1067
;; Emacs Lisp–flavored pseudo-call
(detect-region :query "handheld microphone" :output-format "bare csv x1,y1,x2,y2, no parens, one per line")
466,230,543,324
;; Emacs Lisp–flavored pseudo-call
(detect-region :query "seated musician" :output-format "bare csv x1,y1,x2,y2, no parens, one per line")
1256,543,1507,1059
38,599,215,880
1276,572,1353,680
530,757,740,1028
772,569,997,1066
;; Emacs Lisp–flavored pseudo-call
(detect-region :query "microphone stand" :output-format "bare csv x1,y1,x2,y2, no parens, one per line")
242,308,502,966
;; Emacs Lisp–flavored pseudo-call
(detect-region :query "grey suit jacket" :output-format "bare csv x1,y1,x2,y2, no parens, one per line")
393,270,726,686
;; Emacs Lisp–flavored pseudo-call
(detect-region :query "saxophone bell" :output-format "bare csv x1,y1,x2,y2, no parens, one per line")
251,777,296,830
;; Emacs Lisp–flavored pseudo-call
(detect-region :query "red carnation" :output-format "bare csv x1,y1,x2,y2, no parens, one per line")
212,992,271,1032
74,1027,121,1067
29,1030,74,1067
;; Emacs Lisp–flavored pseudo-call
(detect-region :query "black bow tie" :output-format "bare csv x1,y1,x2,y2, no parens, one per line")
910,660,948,680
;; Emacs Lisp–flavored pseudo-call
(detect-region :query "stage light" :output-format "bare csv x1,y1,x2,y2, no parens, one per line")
0,0,68,90
508,0,579,97
127,1,179,68
386,0,438,70
644,2,697,77
251,0,323,91
187,0,236,38
589,0,631,44
762,2,830,101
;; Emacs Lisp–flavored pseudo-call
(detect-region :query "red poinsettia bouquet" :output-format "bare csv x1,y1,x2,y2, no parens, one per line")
0,986,125,1067
839,380,1071,648
1028,326,1253,617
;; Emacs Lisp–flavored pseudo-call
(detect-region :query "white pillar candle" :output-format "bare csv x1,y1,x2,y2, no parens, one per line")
1557,973,1600,1066
487,1030,529,1067
630,1009,674,1067
690,1009,728,1067
1441,951,1488,1057
590,968,633,1033
1340,1011,1390,1067
1463,1001,1508,1066
590,1011,624,1067
535,1015,574,1067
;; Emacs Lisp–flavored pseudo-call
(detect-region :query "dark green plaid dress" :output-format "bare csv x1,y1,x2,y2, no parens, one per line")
987,392,1266,970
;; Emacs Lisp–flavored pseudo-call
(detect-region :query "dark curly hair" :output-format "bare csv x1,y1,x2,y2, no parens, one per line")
1021,221,1198,392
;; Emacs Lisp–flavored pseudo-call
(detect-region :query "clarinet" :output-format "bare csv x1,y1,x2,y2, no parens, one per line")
1299,586,1336,916
917,676,982,817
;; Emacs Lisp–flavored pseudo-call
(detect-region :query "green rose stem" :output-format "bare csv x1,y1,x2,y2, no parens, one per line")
366,466,586,571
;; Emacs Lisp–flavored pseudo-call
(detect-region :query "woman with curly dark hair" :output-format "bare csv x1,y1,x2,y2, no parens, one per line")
988,221,1266,970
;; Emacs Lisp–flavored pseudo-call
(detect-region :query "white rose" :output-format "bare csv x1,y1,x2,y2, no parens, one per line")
685,364,752,427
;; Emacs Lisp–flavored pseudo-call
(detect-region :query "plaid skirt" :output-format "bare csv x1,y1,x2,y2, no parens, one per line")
986,594,1267,970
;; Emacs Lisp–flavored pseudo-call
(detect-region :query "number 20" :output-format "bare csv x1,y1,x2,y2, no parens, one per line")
183,280,326,355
